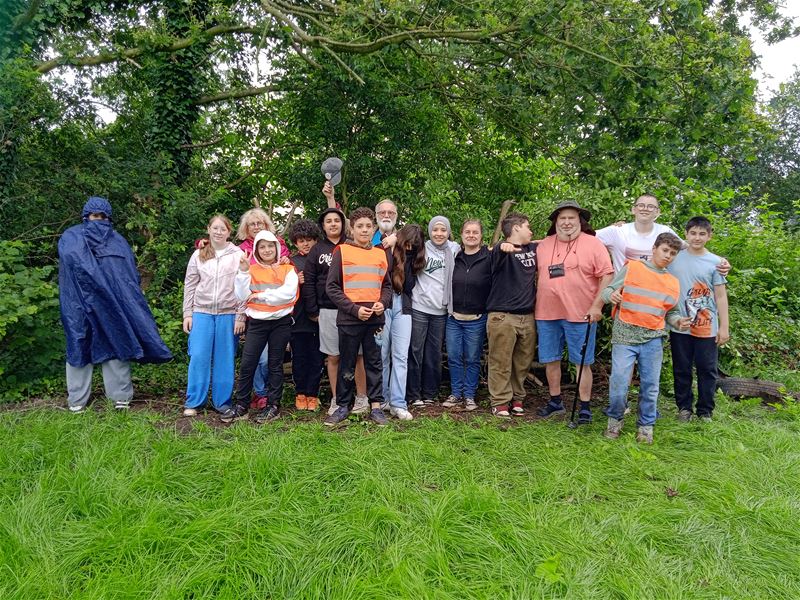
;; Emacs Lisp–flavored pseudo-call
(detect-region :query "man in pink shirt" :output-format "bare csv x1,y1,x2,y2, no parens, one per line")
535,201,614,424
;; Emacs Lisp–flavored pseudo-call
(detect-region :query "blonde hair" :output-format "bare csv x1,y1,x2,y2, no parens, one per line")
200,215,233,262
236,208,275,242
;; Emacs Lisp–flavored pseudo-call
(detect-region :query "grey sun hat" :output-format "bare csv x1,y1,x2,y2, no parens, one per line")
321,157,343,187
546,200,595,236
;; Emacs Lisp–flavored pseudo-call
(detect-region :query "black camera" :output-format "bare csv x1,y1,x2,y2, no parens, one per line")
548,263,565,278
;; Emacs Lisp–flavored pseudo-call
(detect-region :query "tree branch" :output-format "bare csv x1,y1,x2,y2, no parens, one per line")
35,24,265,74
13,0,42,31
195,85,284,105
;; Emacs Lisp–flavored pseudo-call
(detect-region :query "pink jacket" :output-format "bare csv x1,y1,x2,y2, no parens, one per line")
182,243,246,321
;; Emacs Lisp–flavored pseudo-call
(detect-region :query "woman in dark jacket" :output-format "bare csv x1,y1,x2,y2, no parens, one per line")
443,219,492,411
381,224,426,420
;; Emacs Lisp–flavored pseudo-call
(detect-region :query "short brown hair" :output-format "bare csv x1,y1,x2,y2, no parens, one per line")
349,207,375,226
654,232,682,253
501,212,528,238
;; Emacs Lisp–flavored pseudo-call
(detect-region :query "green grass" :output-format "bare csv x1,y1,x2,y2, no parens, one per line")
2,397,800,599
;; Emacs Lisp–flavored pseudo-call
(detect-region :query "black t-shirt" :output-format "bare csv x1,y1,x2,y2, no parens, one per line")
485,242,538,314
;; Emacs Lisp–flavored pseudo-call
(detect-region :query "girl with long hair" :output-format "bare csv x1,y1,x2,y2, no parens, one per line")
182,215,245,416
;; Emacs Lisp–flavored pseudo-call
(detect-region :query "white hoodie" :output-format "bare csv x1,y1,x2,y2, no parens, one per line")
235,230,298,320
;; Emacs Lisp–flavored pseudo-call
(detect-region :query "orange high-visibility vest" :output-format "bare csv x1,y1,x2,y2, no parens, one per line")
616,260,680,330
247,263,298,314
339,244,388,303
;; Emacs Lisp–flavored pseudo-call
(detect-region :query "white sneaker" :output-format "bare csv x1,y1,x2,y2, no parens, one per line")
352,395,369,414
390,407,414,421
442,395,460,408
183,408,198,417
327,399,338,416
464,398,478,411
411,399,425,407
68,405,85,413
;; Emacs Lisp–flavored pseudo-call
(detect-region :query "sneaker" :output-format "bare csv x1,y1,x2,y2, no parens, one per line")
578,407,593,425
390,407,414,421
511,400,524,415
677,409,693,423
423,398,436,406
698,414,713,423
370,408,389,426
537,401,566,418
324,405,351,427
604,417,623,439
306,396,319,411
464,398,478,411
114,400,130,410
255,405,280,424
250,395,268,410
442,395,461,408
353,395,369,414
411,399,425,407
220,404,248,423
636,425,654,444
327,398,338,416
295,394,308,410
491,404,510,418
68,405,85,413
182,408,198,417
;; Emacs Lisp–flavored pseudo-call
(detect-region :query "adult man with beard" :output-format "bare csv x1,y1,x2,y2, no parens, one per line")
371,199,399,249
535,201,614,424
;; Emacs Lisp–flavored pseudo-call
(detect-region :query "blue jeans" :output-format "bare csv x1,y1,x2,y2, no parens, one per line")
252,344,269,398
608,337,663,427
381,294,412,409
406,309,447,403
186,312,236,409
446,314,487,399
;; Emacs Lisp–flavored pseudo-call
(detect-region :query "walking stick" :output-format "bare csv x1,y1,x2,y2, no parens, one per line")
567,318,593,429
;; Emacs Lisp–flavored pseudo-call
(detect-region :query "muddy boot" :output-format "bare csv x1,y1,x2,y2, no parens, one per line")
636,425,654,444
604,417,623,440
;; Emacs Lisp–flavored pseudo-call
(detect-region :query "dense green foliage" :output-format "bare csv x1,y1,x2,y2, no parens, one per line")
2,398,799,598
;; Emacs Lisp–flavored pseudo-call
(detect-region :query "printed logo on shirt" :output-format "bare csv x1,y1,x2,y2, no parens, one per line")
515,249,536,268
424,256,445,274
319,252,332,266
685,282,713,337
626,248,653,262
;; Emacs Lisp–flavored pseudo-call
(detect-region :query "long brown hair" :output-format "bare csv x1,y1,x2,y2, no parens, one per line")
392,224,425,293
200,214,233,262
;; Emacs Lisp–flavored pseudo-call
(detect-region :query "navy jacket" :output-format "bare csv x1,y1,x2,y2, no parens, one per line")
58,197,172,367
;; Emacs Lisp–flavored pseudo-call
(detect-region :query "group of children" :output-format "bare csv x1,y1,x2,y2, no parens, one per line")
178,196,729,442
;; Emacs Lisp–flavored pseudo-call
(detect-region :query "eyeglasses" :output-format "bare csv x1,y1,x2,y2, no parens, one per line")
634,204,658,211
377,210,397,217
248,221,266,228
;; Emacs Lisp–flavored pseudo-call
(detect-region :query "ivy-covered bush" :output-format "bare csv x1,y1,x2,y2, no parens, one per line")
0,241,62,400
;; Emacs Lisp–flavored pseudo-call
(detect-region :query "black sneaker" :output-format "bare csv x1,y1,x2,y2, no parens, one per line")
220,404,248,423
324,405,351,427
370,408,388,426
254,405,280,424
536,402,566,418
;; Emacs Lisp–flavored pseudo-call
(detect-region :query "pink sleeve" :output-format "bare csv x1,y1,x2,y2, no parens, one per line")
278,236,290,258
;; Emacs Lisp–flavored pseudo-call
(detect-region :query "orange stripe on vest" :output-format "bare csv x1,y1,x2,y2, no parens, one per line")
340,245,388,303
616,260,680,330
247,263,298,313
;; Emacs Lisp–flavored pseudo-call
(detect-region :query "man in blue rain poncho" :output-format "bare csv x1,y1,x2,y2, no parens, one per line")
58,197,172,411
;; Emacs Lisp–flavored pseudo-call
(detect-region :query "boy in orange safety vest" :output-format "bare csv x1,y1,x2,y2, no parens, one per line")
324,207,393,427
588,233,691,443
